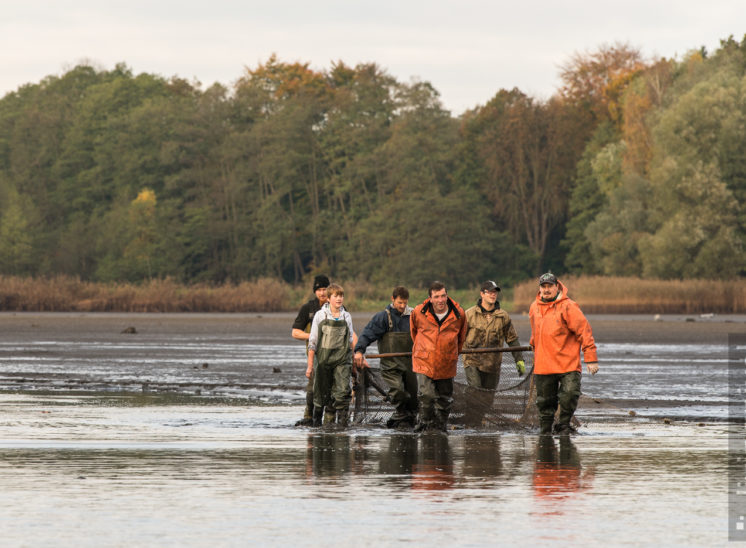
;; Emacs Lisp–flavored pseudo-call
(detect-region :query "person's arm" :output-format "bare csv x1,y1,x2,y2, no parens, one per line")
353,312,388,366
457,310,468,353
409,308,419,343
564,302,599,373
291,303,311,340
503,316,524,363
306,348,315,378
307,311,321,352
292,328,310,341
305,312,322,378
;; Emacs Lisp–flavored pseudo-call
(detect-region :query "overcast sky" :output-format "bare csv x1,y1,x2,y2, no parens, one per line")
2,1,744,114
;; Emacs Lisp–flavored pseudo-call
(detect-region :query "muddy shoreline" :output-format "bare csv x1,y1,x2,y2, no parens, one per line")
1,310,744,343
0,312,742,418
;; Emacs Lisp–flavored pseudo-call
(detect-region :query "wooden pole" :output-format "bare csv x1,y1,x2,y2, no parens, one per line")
364,345,532,359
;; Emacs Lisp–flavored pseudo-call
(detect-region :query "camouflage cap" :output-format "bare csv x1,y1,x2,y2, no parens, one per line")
538,272,557,285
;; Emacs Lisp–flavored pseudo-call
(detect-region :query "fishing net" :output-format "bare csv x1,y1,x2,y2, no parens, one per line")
352,347,710,431
353,347,535,430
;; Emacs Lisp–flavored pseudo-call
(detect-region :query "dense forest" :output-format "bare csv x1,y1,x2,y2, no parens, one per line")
1,37,744,288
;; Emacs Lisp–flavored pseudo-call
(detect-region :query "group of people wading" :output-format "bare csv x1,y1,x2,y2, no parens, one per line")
291,273,598,434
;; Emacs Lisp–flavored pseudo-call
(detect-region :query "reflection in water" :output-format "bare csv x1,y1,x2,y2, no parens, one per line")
306,433,353,478
412,433,454,492
378,433,418,477
304,432,457,492
462,435,502,478
533,436,593,510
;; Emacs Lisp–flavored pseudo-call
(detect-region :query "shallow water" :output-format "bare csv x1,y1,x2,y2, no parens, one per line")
0,393,730,547
0,312,742,546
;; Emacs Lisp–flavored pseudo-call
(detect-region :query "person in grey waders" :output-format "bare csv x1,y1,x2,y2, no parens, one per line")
306,283,358,427
354,286,417,428
291,274,330,426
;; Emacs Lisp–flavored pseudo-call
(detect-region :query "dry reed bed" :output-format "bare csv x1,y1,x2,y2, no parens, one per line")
0,276,291,312
512,276,746,314
1,275,744,314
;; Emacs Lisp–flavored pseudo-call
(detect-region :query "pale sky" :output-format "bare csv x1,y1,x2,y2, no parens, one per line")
2,1,744,114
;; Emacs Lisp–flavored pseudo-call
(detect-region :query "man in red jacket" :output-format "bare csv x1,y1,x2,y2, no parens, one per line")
410,281,467,433
529,273,599,435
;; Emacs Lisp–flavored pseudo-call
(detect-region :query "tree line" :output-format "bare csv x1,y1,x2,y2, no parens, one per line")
1,37,744,288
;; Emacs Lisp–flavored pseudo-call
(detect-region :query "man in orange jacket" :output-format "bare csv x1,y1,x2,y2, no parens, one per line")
410,281,467,433
529,273,599,435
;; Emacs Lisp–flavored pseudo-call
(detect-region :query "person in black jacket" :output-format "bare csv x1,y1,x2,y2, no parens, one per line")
353,286,417,428
291,274,330,426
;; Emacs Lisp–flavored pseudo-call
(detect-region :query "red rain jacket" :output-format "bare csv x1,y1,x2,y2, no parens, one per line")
529,280,597,375
410,297,467,380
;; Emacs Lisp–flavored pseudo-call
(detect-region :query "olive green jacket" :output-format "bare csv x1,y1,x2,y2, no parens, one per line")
463,301,522,372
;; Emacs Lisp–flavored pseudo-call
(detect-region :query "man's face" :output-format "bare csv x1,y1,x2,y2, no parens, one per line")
481,289,498,307
391,296,408,315
315,287,329,303
430,288,448,314
539,283,559,300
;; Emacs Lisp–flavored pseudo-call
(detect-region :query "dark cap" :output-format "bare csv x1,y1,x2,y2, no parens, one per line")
313,275,330,291
538,272,557,286
480,280,501,292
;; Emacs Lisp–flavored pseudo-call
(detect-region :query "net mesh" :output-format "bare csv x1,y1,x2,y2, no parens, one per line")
351,349,714,430
353,349,535,430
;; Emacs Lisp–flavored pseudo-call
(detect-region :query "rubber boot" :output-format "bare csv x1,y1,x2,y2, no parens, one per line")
295,399,314,426
433,409,449,432
323,408,336,425
539,418,553,435
312,408,323,427
337,409,349,428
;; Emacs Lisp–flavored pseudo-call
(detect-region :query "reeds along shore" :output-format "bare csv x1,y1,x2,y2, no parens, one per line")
512,276,746,314
0,275,744,314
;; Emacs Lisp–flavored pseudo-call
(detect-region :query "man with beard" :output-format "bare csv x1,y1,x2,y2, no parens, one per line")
529,272,598,435
291,275,330,426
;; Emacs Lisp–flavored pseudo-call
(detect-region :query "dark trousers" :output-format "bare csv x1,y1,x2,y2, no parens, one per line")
417,374,454,428
381,361,418,419
535,371,581,433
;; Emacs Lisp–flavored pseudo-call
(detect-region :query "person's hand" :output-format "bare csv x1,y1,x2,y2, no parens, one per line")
587,362,599,375
353,352,364,369
305,363,313,378
515,360,526,376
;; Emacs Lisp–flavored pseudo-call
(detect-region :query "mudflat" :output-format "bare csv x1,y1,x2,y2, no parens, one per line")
1,311,744,344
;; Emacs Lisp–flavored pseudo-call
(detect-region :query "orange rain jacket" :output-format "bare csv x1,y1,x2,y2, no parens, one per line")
529,280,597,375
410,297,467,380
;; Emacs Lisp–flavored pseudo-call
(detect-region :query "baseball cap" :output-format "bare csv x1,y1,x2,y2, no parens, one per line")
480,280,501,292
538,272,558,285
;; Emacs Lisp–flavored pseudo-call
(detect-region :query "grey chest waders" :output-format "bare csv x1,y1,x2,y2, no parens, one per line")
313,317,353,424
377,308,413,369
377,309,417,425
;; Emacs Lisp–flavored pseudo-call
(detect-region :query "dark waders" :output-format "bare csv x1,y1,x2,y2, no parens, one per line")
377,320,417,427
312,317,353,427
535,371,581,434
